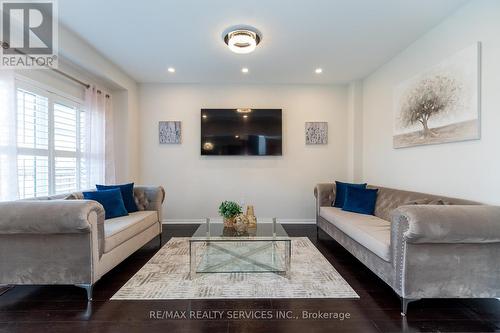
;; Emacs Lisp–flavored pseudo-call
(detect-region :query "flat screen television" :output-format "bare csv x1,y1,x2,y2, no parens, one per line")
201,108,282,156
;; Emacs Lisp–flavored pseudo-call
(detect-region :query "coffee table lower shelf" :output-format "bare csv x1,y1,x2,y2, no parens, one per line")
189,239,291,279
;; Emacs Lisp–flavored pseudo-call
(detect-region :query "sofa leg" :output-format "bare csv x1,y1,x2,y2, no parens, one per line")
401,298,418,316
159,232,163,248
76,284,93,301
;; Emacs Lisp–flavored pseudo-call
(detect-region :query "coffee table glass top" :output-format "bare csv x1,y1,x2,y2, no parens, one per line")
191,218,290,241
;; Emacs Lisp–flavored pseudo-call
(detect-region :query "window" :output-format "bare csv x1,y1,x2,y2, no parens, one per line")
16,83,86,199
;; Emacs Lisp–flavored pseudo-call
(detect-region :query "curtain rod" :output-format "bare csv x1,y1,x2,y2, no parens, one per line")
50,67,90,89
2,41,110,98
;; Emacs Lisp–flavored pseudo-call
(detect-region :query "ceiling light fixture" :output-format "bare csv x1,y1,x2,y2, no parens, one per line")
315,68,323,74
241,67,249,73
168,67,175,73
224,28,261,54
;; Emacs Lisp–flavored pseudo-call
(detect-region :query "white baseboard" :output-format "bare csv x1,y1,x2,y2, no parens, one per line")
162,218,206,224
277,219,316,224
162,218,316,225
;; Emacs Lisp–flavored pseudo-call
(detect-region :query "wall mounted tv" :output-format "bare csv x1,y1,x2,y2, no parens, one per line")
201,108,282,156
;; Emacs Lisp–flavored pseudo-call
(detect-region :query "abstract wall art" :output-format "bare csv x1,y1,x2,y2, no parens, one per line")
305,122,328,145
159,121,181,144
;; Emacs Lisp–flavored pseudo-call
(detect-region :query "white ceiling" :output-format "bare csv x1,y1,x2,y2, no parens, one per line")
58,0,468,84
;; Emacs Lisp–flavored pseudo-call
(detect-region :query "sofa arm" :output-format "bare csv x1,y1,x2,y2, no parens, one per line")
0,200,105,285
314,183,335,215
392,205,500,244
0,200,105,234
134,185,165,220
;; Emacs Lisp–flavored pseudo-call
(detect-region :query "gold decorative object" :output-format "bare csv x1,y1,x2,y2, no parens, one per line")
246,205,255,217
247,216,257,227
223,217,236,228
245,205,257,227
234,213,248,225
234,223,248,236
222,226,238,236
233,214,248,234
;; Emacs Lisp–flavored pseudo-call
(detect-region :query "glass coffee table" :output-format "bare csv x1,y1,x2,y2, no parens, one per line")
189,218,291,279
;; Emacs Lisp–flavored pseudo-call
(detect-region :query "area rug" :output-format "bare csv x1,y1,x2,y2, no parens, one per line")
112,237,358,300
0,285,13,296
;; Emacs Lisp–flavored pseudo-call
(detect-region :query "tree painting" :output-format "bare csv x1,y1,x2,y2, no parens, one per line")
393,43,480,149
400,75,460,138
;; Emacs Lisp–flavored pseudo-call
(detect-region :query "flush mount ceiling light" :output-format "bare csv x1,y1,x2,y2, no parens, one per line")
223,27,262,54
236,108,252,113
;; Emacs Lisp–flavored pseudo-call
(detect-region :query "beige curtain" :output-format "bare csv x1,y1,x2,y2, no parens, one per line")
84,86,115,187
0,70,18,201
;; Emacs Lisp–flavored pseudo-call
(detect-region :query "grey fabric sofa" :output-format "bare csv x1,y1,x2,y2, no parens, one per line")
314,183,500,315
0,185,165,300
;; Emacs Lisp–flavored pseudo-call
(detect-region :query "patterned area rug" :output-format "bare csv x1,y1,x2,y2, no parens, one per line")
112,237,358,300
0,285,13,296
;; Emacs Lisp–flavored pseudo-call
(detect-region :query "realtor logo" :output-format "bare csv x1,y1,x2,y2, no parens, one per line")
1,0,58,68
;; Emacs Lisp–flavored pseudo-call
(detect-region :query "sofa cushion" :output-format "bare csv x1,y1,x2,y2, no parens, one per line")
96,183,139,213
104,211,158,253
343,187,379,215
320,206,391,261
333,181,367,208
83,189,128,219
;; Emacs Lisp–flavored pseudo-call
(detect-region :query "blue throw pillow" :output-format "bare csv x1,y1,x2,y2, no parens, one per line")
342,187,379,215
96,183,138,213
83,188,128,219
333,181,367,208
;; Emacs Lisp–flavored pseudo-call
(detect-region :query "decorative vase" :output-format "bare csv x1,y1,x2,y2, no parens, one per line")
224,217,236,228
246,205,255,217
247,216,257,227
235,213,248,225
222,226,237,236
246,205,257,227
234,221,248,235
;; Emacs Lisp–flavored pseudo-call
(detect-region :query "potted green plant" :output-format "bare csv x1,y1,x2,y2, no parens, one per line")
218,201,242,227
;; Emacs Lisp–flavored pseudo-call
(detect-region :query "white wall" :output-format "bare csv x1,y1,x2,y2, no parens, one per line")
361,0,500,204
58,25,140,182
139,84,349,222
347,81,363,183
15,61,86,102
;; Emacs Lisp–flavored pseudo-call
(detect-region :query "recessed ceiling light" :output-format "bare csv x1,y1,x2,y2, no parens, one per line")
315,68,323,74
223,28,262,54
241,67,249,73
167,67,175,73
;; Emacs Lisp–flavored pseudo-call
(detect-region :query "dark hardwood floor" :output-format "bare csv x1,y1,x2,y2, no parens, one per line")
0,224,499,333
